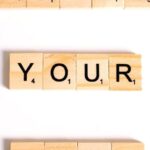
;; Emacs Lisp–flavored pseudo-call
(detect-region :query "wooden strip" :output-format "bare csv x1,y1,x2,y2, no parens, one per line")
11,141,144,150
0,0,150,8
9,53,142,90
1,0,150,7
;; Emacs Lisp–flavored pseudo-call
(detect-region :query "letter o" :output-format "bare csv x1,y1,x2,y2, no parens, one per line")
51,63,68,82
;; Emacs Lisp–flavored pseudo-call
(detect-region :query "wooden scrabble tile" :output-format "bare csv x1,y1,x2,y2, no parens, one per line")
112,142,144,150
11,142,44,150
27,0,59,8
9,53,43,89
78,142,111,150
77,54,109,89
60,0,91,8
43,53,76,89
92,0,124,7
45,142,77,150
124,0,150,7
109,54,142,90
0,0,26,7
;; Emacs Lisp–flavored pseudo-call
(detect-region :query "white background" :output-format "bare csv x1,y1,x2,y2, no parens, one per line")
0,8,149,150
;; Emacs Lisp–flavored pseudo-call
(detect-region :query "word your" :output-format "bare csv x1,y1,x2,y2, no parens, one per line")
9,53,142,90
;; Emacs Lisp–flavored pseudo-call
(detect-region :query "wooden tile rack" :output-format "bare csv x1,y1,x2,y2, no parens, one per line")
11,141,144,150
1,0,150,8
9,53,142,90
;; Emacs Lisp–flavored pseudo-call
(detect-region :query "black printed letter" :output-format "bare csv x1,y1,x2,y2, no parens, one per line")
116,64,132,82
84,64,100,82
51,63,68,82
18,63,34,81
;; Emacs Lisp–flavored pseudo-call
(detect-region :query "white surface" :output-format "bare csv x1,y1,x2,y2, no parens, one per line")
0,8,149,150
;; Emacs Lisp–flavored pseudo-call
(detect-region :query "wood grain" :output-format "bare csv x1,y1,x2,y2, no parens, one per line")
1,0,150,7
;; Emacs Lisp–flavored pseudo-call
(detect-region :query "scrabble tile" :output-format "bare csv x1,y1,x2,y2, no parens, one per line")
60,0,91,8
27,0,59,8
92,0,124,7
11,142,44,150
109,54,142,90
0,0,26,7
78,142,111,150
124,0,150,7
77,54,109,89
112,142,144,150
45,142,77,150
43,53,76,89
9,53,43,89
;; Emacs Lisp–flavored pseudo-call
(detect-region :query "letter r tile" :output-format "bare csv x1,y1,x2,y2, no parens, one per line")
109,54,142,90
9,53,43,89
43,53,76,89
77,54,109,89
